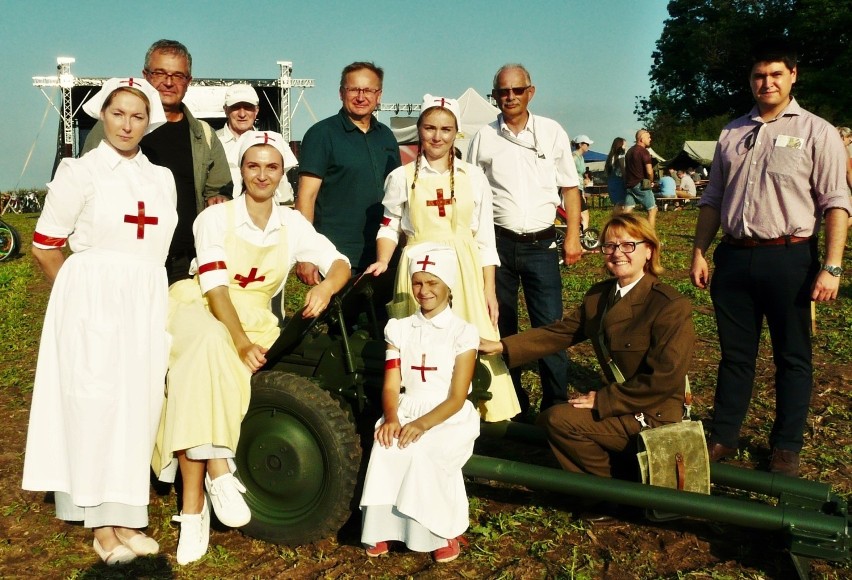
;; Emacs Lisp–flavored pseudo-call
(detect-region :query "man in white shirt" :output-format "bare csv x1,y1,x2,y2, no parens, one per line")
468,63,582,414
677,169,697,197
216,84,295,203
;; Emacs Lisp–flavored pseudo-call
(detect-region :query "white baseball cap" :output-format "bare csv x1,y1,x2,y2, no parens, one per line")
573,134,593,146
224,84,259,107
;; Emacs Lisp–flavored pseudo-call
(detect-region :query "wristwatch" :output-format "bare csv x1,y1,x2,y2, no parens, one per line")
821,264,843,277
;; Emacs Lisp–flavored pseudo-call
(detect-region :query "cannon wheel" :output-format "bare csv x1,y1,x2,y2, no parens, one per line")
0,219,21,262
236,371,361,545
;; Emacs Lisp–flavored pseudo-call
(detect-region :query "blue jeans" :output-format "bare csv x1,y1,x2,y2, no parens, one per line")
495,233,569,411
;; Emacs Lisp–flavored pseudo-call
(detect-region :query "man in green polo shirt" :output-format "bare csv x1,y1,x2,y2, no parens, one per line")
295,61,401,285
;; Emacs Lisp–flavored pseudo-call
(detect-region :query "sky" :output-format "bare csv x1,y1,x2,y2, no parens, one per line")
0,0,670,190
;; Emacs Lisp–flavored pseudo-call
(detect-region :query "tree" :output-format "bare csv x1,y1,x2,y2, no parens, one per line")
637,0,852,160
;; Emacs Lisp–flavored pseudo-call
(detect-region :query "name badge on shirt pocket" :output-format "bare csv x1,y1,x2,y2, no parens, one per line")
774,134,804,150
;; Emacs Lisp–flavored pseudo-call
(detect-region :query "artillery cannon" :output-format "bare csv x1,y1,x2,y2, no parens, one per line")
234,275,850,578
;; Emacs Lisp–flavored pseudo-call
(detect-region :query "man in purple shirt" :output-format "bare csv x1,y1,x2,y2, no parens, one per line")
690,37,851,477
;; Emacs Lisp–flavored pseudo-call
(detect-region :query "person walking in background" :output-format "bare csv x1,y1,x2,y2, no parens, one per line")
623,130,658,229
366,95,520,422
23,78,176,565
604,137,627,213
691,37,851,477
467,63,582,416
573,135,593,232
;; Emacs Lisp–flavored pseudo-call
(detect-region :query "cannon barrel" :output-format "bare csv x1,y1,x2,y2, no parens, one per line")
479,421,840,504
463,455,847,536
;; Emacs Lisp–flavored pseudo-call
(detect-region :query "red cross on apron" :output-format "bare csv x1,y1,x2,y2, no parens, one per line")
415,255,436,271
410,353,438,382
123,201,159,239
426,188,453,217
234,267,266,288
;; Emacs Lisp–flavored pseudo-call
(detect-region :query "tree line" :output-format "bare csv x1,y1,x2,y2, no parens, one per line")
636,0,852,160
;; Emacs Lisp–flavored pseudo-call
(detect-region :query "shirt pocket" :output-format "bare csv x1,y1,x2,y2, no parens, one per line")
609,331,650,356
766,145,805,177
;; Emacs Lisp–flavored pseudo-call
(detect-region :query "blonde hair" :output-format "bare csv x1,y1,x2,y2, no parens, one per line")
601,214,663,276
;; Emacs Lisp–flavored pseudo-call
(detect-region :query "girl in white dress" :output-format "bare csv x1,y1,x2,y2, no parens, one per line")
152,131,350,565
365,94,520,423
360,243,480,563
23,78,176,565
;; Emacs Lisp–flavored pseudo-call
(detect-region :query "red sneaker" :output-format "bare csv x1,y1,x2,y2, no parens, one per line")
365,541,389,557
433,537,466,563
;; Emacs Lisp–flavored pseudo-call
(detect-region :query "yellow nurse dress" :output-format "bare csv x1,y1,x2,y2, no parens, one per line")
383,160,520,422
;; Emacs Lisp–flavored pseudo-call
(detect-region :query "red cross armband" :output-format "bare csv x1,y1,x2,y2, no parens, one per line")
198,261,228,275
385,350,401,370
33,232,67,248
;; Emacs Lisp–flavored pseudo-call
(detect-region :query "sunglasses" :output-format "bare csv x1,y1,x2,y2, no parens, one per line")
493,86,531,98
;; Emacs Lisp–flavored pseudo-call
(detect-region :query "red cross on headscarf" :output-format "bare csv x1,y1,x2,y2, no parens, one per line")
411,353,438,382
123,201,158,239
426,188,454,217
415,255,436,271
234,267,266,288
122,78,137,87
439,98,447,107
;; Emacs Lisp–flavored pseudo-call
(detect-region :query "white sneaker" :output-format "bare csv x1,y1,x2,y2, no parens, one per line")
172,497,209,565
205,472,252,528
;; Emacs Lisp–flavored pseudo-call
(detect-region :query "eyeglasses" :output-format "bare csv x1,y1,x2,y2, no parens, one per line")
343,87,381,96
144,69,190,83
493,86,531,98
600,241,648,255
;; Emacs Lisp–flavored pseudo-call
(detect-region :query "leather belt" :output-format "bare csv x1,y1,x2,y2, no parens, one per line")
495,225,556,243
722,234,812,247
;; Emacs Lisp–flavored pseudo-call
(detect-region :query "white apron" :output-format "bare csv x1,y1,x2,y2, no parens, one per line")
23,160,177,508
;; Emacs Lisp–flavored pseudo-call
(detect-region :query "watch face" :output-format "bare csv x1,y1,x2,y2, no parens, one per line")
823,265,842,277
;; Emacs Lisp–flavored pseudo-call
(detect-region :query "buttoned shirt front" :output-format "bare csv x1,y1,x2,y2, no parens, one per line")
467,113,579,233
699,98,851,239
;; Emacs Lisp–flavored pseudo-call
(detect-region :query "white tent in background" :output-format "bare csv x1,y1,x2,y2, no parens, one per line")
392,88,500,163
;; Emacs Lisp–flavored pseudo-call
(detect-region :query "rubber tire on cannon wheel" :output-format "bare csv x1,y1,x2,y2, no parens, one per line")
580,227,600,251
236,371,361,545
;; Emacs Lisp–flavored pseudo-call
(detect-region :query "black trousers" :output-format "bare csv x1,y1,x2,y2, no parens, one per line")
708,240,819,452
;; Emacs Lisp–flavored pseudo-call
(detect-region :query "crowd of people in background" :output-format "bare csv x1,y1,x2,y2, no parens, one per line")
20,35,851,569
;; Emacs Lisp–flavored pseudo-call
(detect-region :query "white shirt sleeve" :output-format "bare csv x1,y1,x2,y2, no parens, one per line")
376,167,408,244
193,204,230,293
34,158,92,249
468,164,500,267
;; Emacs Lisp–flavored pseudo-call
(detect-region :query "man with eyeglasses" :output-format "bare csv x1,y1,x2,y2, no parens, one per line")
295,61,400,287
83,39,232,285
691,37,850,477
467,63,582,416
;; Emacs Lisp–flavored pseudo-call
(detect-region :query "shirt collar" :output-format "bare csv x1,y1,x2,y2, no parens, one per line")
338,108,379,133
412,304,453,328
498,112,533,134
416,156,469,176
749,97,802,123
233,195,284,233
220,124,240,143
616,273,645,298
97,139,144,169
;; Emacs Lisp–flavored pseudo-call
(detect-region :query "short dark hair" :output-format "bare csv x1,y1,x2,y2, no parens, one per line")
145,39,193,75
339,62,384,90
750,37,797,71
